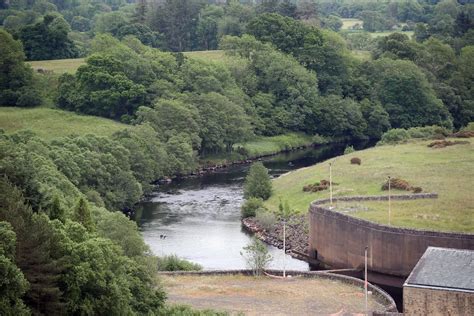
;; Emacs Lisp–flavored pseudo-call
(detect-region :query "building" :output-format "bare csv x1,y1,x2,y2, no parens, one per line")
403,247,474,315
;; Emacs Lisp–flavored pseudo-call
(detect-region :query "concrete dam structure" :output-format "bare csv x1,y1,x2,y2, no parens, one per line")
308,194,474,279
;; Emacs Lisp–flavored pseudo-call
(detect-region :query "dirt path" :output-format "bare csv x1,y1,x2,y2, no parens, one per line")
160,274,389,315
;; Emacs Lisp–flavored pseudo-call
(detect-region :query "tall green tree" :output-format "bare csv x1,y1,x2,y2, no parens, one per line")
73,197,94,232
244,162,272,200
0,29,41,107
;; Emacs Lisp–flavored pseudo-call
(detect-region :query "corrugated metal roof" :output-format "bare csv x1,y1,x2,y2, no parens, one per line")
405,247,474,292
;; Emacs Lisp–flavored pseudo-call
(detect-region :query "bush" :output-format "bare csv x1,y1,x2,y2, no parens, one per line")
344,145,355,154
462,122,474,131
240,237,272,276
312,134,329,145
243,162,272,200
350,157,361,165
255,209,277,231
407,125,450,139
158,304,228,316
241,198,264,218
377,128,410,145
381,178,411,191
156,255,202,271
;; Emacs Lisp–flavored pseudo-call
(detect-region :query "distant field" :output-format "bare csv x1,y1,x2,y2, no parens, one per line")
352,50,371,61
264,139,474,233
27,50,226,75
0,107,127,140
183,50,226,62
341,18,363,30
28,58,85,74
370,31,414,38
161,274,388,315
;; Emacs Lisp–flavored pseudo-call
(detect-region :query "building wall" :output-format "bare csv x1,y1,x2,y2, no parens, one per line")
308,195,474,277
403,287,474,316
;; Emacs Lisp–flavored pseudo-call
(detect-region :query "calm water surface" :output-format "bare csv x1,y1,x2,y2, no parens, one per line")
138,144,352,270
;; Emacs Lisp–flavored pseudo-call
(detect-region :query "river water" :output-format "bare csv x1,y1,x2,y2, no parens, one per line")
138,143,351,270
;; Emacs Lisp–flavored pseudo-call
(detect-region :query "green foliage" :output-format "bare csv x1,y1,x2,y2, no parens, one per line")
48,195,65,222
241,197,264,219
255,209,276,231
243,162,272,200
73,197,94,232
0,30,41,107
240,237,272,276
156,255,202,271
158,304,228,316
18,14,78,60
377,128,410,145
344,146,355,155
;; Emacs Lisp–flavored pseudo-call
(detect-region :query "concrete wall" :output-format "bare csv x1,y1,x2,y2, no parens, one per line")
308,195,474,277
403,286,474,316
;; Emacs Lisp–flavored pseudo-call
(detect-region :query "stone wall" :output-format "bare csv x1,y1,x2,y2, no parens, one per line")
403,286,474,315
309,194,474,277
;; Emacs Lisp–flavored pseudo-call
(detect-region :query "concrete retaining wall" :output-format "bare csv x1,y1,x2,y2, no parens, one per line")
309,194,474,277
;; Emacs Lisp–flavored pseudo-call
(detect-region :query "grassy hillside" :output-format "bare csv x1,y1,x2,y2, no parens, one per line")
0,107,127,140
264,139,474,233
341,18,363,30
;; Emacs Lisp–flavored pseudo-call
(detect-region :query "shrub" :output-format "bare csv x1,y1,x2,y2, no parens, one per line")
240,237,272,276
302,180,338,192
312,134,329,145
255,209,277,231
344,145,355,155
377,128,410,145
350,157,361,165
156,255,202,271
462,122,474,131
381,178,411,191
243,162,272,200
411,187,423,193
241,198,264,218
407,125,450,139
428,140,470,148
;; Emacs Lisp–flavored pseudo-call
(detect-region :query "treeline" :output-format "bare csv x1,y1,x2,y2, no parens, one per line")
1,0,473,59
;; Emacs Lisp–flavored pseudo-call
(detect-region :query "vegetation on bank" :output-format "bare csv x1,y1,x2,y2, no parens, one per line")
264,139,474,233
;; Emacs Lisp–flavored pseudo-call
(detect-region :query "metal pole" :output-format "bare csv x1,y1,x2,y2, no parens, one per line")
329,163,333,206
283,220,286,278
388,176,391,226
365,246,368,316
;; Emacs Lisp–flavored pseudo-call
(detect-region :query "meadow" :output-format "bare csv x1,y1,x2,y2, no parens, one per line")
27,51,226,74
0,107,128,140
264,139,474,233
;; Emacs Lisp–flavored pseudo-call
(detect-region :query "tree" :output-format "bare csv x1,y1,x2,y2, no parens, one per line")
0,222,29,316
244,162,272,200
48,195,65,222
18,14,78,60
0,29,41,107
73,197,94,232
196,5,224,50
240,237,272,276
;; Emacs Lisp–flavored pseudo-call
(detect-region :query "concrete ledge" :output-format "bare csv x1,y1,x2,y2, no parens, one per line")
158,269,398,312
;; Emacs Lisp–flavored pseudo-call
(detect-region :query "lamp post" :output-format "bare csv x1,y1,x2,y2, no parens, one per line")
329,162,333,206
283,218,286,278
365,246,368,316
388,176,391,226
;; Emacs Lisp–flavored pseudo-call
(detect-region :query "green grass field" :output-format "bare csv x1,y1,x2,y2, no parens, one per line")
28,58,85,74
370,31,414,38
0,107,127,140
341,18,364,30
264,139,474,233
27,51,226,75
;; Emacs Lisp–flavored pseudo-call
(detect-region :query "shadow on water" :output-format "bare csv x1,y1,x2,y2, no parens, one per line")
136,140,374,270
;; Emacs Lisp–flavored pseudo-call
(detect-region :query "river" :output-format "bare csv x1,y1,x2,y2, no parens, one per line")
138,143,354,270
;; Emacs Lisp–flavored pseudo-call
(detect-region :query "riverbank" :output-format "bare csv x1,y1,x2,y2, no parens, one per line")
242,215,310,262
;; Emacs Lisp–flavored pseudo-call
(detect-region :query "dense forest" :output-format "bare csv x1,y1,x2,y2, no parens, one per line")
1,0,473,314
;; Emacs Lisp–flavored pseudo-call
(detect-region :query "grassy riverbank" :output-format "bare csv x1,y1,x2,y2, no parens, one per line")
0,107,128,140
264,139,474,233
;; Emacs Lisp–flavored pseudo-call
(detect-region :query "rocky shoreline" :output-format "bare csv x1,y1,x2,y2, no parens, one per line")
241,215,310,261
